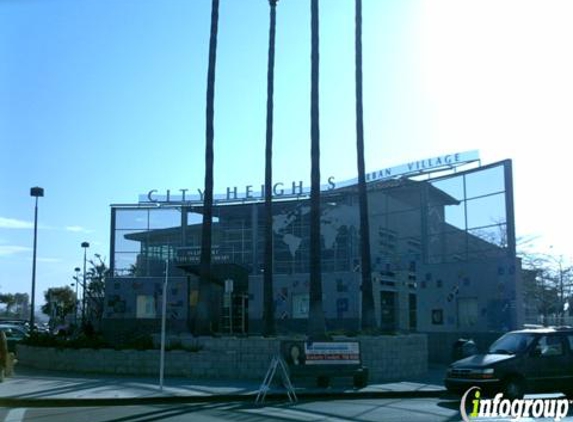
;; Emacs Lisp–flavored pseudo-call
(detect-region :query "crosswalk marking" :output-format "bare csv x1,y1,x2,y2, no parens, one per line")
244,407,351,422
3,408,26,422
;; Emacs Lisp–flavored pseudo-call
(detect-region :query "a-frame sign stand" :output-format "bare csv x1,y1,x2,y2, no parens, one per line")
255,355,297,404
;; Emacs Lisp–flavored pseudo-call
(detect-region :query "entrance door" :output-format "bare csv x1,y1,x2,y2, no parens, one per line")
222,293,249,335
380,291,396,332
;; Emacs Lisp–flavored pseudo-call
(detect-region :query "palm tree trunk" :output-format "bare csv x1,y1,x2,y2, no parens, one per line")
355,0,376,330
197,0,220,336
308,0,326,339
263,0,278,337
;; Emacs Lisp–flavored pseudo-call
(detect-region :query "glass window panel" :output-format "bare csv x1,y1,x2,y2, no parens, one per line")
426,205,445,235
430,176,464,202
382,194,420,214
426,234,445,264
443,230,468,260
468,224,508,249
465,165,505,199
386,209,421,238
186,212,203,226
443,203,466,231
149,208,181,229
397,184,422,208
115,209,150,230
466,193,506,230
114,229,147,252
113,253,137,276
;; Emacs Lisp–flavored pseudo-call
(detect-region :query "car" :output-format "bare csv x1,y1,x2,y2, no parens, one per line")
0,324,29,353
0,319,29,329
444,326,573,399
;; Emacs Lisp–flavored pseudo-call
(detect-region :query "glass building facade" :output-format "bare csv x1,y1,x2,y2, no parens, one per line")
104,159,521,336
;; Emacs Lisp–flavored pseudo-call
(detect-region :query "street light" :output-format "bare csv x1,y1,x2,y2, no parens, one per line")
73,267,81,325
81,241,90,326
30,186,44,332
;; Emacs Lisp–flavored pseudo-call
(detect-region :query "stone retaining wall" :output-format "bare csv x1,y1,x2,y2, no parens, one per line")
425,331,502,364
16,334,427,382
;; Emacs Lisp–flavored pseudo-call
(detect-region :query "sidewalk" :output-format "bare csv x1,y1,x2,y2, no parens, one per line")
0,364,447,407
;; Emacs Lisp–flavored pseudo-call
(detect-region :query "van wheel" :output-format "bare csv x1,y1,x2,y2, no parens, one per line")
503,377,525,399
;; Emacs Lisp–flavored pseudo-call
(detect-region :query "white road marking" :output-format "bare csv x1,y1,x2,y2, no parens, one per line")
243,407,351,422
3,408,26,422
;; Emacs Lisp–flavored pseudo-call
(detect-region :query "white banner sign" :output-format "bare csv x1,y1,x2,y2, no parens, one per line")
304,342,360,365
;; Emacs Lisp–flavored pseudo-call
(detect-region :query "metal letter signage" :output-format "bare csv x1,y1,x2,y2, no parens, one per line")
139,150,479,205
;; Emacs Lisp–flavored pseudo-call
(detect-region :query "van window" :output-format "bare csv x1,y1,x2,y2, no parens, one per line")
535,335,563,357
488,332,535,354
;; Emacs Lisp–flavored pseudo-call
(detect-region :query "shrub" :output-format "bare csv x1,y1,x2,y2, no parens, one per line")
22,332,109,349
121,334,154,351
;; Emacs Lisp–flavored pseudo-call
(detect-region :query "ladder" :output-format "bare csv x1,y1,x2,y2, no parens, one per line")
255,355,297,404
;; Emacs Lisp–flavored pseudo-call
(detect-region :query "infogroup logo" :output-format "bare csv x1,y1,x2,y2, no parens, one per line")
460,387,571,421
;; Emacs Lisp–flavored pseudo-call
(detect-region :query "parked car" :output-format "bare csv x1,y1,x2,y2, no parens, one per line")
444,327,573,399
0,324,29,353
0,319,29,329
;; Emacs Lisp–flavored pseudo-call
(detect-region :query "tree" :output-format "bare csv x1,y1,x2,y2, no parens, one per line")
0,293,16,316
520,250,573,325
41,286,76,326
538,255,573,324
197,0,220,335
263,0,279,337
355,0,376,331
307,0,326,339
85,254,109,327
0,293,29,318
12,293,29,319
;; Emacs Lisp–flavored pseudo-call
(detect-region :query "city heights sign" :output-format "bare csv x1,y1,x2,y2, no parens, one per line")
140,150,479,204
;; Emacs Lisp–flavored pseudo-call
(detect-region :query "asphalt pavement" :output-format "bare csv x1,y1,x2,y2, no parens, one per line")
0,364,447,408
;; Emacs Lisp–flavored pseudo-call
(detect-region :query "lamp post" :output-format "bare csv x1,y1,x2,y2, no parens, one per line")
81,242,90,326
73,267,81,325
30,186,44,332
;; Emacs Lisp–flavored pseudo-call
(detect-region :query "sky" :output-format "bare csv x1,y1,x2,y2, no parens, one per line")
1,0,573,306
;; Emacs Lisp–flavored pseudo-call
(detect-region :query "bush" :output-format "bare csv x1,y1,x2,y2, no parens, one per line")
22,332,108,349
120,334,154,351
22,331,206,353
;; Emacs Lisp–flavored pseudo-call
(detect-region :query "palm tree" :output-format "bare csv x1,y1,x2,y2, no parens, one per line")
308,0,326,339
85,254,109,326
263,0,279,337
197,0,220,336
355,0,376,330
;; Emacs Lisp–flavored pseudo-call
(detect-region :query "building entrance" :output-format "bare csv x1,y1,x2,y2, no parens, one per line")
222,292,248,334
177,262,249,335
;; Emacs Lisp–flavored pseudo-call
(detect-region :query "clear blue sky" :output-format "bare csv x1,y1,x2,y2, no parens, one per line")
1,0,573,305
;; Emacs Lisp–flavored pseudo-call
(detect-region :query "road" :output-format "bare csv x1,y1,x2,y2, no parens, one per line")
1,397,573,422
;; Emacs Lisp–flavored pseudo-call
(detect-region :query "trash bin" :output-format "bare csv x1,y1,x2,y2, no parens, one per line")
451,338,478,362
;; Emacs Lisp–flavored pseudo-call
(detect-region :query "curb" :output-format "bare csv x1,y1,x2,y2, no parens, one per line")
0,389,447,408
